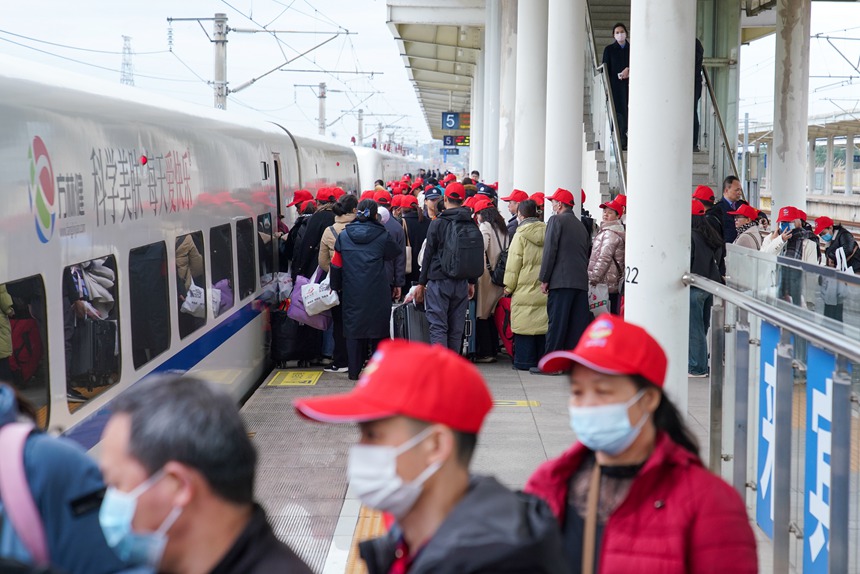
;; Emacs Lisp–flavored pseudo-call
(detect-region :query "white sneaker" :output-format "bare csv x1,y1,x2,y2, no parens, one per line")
688,372,708,378
325,365,348,373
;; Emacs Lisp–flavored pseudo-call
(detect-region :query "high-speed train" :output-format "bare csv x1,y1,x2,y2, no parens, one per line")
0,55,421,448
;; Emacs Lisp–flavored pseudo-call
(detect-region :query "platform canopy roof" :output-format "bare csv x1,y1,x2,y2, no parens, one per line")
747,112,860,144
387,0,485,140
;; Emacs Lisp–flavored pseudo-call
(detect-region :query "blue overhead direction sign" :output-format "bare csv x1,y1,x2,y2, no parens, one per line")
440,148,459,156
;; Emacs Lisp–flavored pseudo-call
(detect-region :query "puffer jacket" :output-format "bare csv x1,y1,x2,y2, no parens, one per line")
587,220,625,293
477,221,507,319
359,475,567,574
525,432,757,574
0,285,12,359
503,219,548,335
318,212,356,271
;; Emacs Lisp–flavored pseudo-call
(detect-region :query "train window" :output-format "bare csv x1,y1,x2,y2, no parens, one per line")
129,242,170,369
257,213,274,279
210,224,235,318
62,256,121,411
2,275,49,428
175,232,207,339
236,218,256,299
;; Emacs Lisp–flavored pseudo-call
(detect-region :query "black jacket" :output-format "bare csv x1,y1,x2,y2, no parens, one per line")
602,40,630,101
825,225,860,272
691,228,726,283
539,211,590,290
507,215,518,241
419,207,480,285
295,205,336,278
210,505,312,574
359,476,567,574
403,211,431,286
714,197,738,243
383,216,407,288
330,219,400,339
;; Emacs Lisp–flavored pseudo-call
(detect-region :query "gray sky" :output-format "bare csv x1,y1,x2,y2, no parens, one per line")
1,1,858,144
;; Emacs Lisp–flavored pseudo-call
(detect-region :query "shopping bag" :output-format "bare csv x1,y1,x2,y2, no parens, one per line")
301,272,339,316
287,271,332,331
210,287,222,317
180,281,206,318
588,283,610,317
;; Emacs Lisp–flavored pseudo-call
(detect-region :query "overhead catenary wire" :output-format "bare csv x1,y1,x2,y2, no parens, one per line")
0,28,168,55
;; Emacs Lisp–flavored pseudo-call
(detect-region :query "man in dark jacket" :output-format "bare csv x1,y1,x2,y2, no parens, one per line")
501,189,528,240
293,340,567,574
295,188,338,278
415,183,478,351
98,375,312,574
539,189,591,367
715,176,743,243
380,207,407,297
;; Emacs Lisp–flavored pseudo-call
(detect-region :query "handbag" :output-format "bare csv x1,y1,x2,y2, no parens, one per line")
180,280,206,318
302,272,339,316
489,230,509,287
402,220,413,275
287,269,333,331
588,283,610,316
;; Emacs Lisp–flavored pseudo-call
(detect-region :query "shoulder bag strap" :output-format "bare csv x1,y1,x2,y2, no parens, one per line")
401,219,411,248
581,463,601,574
0,422,50,566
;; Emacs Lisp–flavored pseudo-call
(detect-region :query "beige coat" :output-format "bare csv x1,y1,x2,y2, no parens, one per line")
587,220,626,293
176,235,204,291
319,213,356,271
477,221,507,319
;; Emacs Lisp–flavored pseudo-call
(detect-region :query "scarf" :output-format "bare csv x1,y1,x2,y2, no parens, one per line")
736,221,757,236
784,228,813,260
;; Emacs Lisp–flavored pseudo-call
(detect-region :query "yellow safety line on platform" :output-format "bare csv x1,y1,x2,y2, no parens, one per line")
345,506,386,574
493,399,540,407
267,370,323,387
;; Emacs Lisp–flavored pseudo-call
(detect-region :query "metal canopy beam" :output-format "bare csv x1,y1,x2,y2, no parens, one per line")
388,0,486,27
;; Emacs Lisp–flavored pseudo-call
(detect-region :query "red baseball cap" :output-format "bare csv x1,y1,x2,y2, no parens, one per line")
294,339,494,433
691,199,705,216
316,187,336,203
548,187,575,207
727,203,758,220
390,194,403,208
490,182,499,190
332,187,346,199
692,185,715,203
445,182,466,201
796,209,808,222
359,190,375,201
472,195,494,213
501,189,528,202
374,190,392,205
299,199,317,212
443,173,457,183
776,206,798,223
529,192,545,204
287,189,313,207
463,196,477,210
539,315,667,387
613,194,627,208
581,189,586,206
599,199,623,216
813,216,834,235
401,195,419,208
401,175,410,182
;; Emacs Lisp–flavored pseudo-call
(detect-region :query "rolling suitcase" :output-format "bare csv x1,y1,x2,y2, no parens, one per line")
391,302,430,343
462,299,477,357
70,318,117,388
271,309,301,367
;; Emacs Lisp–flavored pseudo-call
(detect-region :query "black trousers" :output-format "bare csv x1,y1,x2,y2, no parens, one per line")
545,288,591,354
693,84,703,149
475,318,498,358
346,338,383,380
331,305,348,368
514,334,545,370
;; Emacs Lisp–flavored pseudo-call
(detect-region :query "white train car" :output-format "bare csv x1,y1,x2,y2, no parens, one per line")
353,147,423,191
0,55,357,447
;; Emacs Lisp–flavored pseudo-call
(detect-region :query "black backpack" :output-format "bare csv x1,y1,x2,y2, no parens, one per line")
486,229,509,287
440,218,485,280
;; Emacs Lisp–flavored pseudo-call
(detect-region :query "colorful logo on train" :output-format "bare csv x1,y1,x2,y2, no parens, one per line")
28,136,57,243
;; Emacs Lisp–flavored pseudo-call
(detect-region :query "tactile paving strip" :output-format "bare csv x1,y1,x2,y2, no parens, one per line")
345,506,386,574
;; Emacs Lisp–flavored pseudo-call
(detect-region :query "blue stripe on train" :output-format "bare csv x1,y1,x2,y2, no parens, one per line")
62,300,264,450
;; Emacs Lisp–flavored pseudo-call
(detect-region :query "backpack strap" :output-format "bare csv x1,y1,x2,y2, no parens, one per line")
0,422,49,566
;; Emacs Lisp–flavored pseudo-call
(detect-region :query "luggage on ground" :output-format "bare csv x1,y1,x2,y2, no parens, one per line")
391,302,430,344
69,318,117,387
462,299,477,357
271,310,301,367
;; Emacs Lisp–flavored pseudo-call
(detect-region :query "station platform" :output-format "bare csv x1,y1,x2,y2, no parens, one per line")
242,358,763,574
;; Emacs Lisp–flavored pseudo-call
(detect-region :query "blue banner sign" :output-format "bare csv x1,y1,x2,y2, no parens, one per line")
803,345,834,573
756,320,779,538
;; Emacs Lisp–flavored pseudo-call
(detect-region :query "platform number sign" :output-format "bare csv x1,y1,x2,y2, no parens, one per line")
756,320,780,539
442,112,459,130
443,135,455,146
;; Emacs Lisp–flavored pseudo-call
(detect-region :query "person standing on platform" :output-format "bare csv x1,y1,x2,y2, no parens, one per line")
98,375,313,573
501,189,528,240
691,185,724,239
693,38,704,152
504,200,548,371
525,315,757,573
715,176,743,243
401,195,430,287
602,23,631,150
588,199,626,315
689,200,726,377
539,189,591,372
293,340,567,574
379,206,407,302
474,197,508,363
729,203,763,250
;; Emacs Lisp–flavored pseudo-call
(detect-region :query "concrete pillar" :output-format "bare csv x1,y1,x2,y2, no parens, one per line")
511,0,548,194
625,0,695,408
471,51,485,176
846,133,854,195
498,0,518,215
544,0,585,219
770,0,811,213
484,0,502,183
807,137,816,194
825,135,834,195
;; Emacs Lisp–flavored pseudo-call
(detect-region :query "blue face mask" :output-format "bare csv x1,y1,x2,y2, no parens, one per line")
99,470,182,569
568,390,649,455
821,233,833,242
779,222,792,234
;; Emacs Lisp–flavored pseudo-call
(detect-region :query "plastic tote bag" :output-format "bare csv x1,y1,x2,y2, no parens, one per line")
301,271,339,316
180,281,206,318
287,270,332,331
588,283,610,317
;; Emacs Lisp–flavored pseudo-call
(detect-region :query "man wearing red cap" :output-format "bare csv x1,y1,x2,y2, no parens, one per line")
525,315,757,573
538,188,592,371
293,340,566,573
501,189,528,240
727,203,763,250
414,182,484,351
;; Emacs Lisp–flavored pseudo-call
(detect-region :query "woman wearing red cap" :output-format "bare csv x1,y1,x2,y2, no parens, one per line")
525,315,757,573
474,200,508,363
589,200,625,315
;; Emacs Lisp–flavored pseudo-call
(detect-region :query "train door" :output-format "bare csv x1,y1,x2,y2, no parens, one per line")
272,153,283,274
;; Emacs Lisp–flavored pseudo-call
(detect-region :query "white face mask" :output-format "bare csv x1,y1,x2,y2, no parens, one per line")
615,32,627,44
347,427,441,519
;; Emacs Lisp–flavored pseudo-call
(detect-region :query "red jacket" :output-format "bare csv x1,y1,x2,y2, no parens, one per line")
524,432,757,574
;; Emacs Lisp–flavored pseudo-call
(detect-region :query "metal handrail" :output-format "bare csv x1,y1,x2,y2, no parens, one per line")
702,67,741,186
584,4,627,195
682,272,860,363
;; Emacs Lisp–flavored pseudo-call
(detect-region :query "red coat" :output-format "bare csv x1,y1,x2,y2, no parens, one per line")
524,432,757,574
